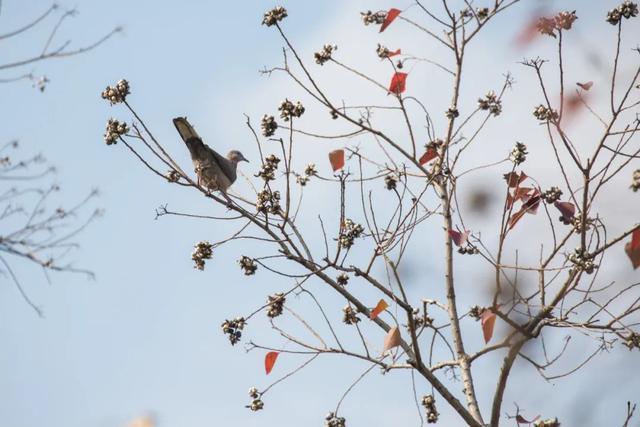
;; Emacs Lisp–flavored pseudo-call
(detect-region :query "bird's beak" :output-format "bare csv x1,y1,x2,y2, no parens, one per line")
241,156,249,163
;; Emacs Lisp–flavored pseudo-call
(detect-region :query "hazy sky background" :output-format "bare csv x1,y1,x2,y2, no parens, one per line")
1,1,638,426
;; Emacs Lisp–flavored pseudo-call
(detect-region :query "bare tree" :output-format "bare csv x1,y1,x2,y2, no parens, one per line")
102,2,639,426
1,2,118,315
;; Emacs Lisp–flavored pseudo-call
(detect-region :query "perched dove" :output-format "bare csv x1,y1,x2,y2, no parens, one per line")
173,117,248,192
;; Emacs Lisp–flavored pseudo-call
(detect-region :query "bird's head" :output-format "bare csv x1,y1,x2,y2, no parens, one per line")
227,150,249,164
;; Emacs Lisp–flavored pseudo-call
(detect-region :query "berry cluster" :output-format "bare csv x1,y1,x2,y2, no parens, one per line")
191,240,213,270
239,256,258,275
221,317,246,345
261,115,278,137
104,119,129,145
262,6,287,27
101,79,130,105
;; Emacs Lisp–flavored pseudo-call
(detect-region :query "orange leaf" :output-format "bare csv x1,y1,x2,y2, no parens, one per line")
382,326,401,352
380,8,401,32
577,81,593,91
388,72,408,95
370,299,389,319
419,146,438,165
328,149,345,172
265,351,279,375
480,309,497,344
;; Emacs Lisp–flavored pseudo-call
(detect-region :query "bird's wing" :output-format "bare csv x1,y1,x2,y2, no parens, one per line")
173,117,237,184
173,117,201,144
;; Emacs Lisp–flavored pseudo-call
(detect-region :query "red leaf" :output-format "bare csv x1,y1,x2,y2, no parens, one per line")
388,48,402,57
329,149,345,172
380,8,401,32
508,206,528,230
448,228,470,247
631,227,640,251
626,228,640,269
554,201,575,222
577,81,593,91
419,146,438,165
521,190,541,215
370,299,389,320
265,351,279,375
382,326,401,352
388,72,408,95
503,171,528,187
480,309,497,344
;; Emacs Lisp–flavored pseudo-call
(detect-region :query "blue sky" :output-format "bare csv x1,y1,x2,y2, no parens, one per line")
1,1,639,426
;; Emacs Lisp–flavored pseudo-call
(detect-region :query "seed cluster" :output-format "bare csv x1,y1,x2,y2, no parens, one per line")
337,273,349,286
221,317,246,345
295,163,317,187
630,169,640,192
262,6,287,27
376,44,394,58
477,91,502,116
543,186,563,204
533,418,560,427
568,247,597,274
166,170,181,183
266,293,285,318
248,387,264,411
191,240,213,270
256,189,281,214
469,305,484,320
278,99,305,121
446,107,460,119
422,395,439,424
342,305,360,324
101,79,130,105
325,412,346,427
385,174,398,190
339,219,365,249
624,332,640,350
314,44,337,65
261,115,278,137
509,142,528,166
607,1,638,25
104,119,129,145
476,7,489,20
533,104,559,122
537,11,578,37
411,308,433,329
360,10,387,25
239,256,258,275
256,154,281,182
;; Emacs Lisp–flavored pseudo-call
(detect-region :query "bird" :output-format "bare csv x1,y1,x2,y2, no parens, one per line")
173,117,248,192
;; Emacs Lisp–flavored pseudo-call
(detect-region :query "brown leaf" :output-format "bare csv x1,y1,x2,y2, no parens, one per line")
419,146,438,165
388,72,408,95
480,309,497,344
577,81,593,90
516,414,540,424
329,149,345,172
383,326,401,352
503,171,528,187
265,351,279,375
380,8,401,32
508,206,528,230
370,299,389,320
388,48,402,57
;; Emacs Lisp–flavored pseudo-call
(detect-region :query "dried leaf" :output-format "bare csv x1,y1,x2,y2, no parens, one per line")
516,414,540,424
388,48,402,57
419,146,438,165
508,206,528,230
383,326,401,352
554,201,575,222
503,171,528,187
329,149,345,172
265,351,279,375
370,299,389,320
388,72,408,95
521,191,541,215
625,228,640,269
380,8,401,32
448,228,470,247
577,81,593,90
480,309,497,344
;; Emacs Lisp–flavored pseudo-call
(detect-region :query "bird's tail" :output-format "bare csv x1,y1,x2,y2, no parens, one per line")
173,117,201,143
